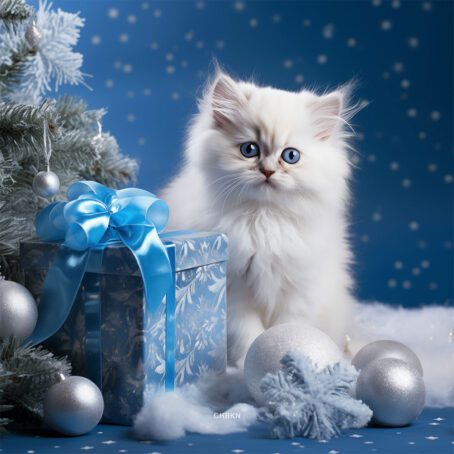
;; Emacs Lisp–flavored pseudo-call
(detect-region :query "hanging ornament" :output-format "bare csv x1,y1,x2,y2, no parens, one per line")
92,120,104,158
25,20,41,54
94,120,103,146
355,357,425,427
0,279,38,340
43,375,104,436
32,120,60,198
33,171,60,198
244,322,342,404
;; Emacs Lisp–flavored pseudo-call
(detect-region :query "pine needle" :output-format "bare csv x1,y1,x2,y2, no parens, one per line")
0,0,33,22
0,337,71,425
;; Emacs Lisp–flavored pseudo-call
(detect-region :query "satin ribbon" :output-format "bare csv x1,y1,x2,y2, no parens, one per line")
27,180,176,390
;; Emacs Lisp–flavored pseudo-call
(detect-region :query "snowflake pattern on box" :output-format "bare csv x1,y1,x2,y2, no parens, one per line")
21,231,228,425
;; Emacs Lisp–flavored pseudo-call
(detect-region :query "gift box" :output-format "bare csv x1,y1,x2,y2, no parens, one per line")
21,232,227,424
20,181,229,425
20,230,228,425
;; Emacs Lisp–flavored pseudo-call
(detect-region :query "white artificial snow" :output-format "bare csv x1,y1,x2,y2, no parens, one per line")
134,375,258,441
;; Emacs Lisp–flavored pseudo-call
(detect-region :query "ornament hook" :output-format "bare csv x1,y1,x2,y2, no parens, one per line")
43,119,52,172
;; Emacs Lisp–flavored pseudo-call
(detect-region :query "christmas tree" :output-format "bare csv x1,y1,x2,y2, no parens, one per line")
0,0,137,428
0,0,138,279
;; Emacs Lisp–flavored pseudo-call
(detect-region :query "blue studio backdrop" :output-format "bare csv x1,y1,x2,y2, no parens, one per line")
30,0,453,308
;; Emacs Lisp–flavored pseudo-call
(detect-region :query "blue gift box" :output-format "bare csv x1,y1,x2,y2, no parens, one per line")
20,231,228,425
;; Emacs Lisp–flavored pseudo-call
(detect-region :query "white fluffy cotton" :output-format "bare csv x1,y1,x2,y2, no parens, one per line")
134,374,258,442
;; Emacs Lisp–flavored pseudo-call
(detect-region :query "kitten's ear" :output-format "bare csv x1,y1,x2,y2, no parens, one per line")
310,91,344,141
211,74,245,130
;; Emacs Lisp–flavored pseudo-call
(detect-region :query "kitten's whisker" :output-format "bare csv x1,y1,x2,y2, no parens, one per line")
210,176,244,205
238,179,254,204
210,180,238,203
219,179,244,215
210,183,239,211
206,173,243,188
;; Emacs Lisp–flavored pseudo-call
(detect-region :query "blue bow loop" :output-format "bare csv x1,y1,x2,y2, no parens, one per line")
63,198,110,250
109,189,168,230
29,180,173,347
35,202,68,241
67,180,115,203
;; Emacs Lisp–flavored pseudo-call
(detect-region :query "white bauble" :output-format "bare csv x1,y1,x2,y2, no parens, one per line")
44,376,104,436
32,171,60,198
352,340,423,376
244,322,343,404
0,280,38,340
356,358,425,427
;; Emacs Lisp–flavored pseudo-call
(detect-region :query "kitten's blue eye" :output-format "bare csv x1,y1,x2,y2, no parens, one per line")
281,148,301,164
240,142,260,158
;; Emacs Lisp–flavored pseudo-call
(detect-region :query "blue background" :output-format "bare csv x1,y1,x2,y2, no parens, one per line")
30,0,453,308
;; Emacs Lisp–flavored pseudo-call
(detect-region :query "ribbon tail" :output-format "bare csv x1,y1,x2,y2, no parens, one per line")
116,225,173,313
165,243,176,391
25,247,90,346
117,225,175,391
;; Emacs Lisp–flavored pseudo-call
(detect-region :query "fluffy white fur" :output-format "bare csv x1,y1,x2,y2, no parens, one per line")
161,72,358,366
133,303,454,442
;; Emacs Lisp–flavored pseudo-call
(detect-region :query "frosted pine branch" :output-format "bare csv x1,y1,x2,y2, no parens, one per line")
0,101,56,187
0,0,33,21
0,22,29,94
0,338,71,422
8,0,85,104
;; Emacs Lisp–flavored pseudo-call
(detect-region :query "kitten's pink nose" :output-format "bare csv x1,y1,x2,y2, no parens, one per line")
260,169,275,179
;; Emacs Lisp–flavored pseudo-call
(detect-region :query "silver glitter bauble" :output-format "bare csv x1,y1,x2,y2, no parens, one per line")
352,340,423,376
244,322,342,404
25,21,41,52
356,358,425,427
32,171,60,198
0,280,37,340
43,376,104,436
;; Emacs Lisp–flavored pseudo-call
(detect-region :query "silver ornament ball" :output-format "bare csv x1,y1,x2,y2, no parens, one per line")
356,358,425,427
0,280,37,340
43,376,104,436
244,322,342,404
33,171,60,198
352,340,423,376
25,22,41,51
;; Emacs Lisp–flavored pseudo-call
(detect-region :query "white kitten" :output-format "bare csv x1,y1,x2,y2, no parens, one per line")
160,72,359,367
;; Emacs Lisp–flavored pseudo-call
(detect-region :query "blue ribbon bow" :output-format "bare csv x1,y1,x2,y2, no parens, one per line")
27,181,175,388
